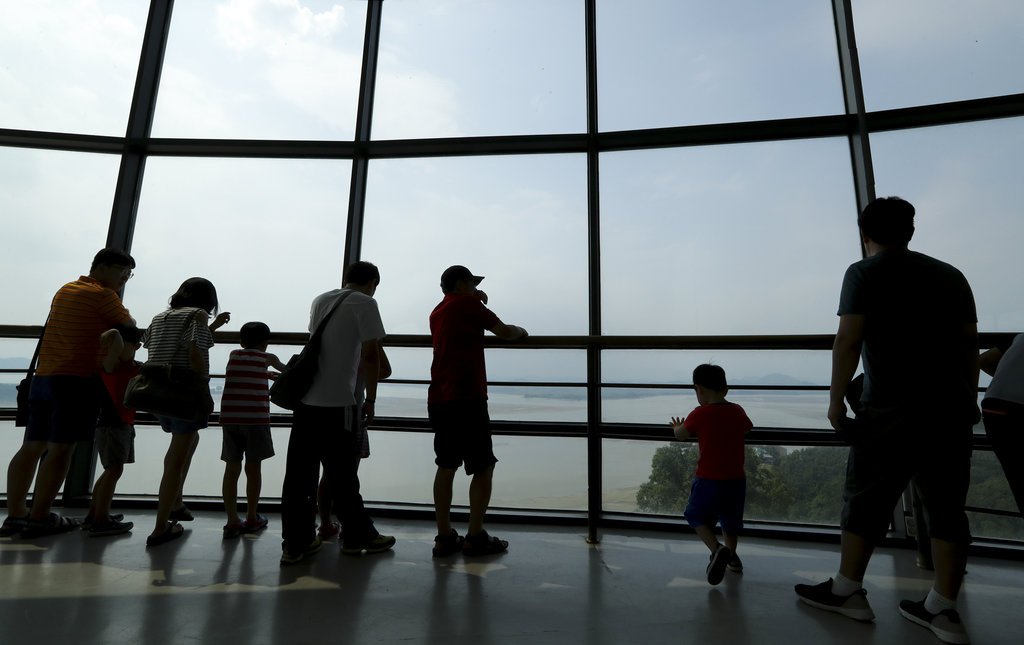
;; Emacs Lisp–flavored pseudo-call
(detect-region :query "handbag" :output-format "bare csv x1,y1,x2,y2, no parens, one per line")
14,321,46,427
124,310,214,422
270,290,356,410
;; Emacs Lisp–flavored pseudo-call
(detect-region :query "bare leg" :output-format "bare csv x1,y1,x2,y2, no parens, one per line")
174,433,200,511
89,465,124,521
694,525,722,553
244,460,262,522
28,442,75,521
467,465,494,536
5,442,48,517
723,531,738,556
222,461,242,526
433,467,457,535
152,433,196,538
931,537,967,600
838,530,875,583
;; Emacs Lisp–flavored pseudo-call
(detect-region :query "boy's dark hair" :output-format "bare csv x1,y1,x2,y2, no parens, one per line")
858,196,915,246
343,261,380,287
91,247,136,272
693,363,727,392
168,277,219,314
240,322,272,349
113,324,143,345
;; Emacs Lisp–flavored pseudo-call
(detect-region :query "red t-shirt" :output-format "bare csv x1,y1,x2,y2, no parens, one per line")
683,402,752,480
428,294,500,403
100,362,140,424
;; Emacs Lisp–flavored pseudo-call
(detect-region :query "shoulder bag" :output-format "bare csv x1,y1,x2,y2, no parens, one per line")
270,290,356,410
124,309,214,422
14,320,46,427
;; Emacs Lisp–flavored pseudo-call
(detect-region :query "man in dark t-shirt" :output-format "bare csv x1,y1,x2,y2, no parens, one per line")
795,197,979,645
428,265,528,558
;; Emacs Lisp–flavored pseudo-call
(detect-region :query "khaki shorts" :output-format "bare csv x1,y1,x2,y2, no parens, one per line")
96,423,136,469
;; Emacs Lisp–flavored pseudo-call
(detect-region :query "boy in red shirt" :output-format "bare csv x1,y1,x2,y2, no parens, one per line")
669,363,753,585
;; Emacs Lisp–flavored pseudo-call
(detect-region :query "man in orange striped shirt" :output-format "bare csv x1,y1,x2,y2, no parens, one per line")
1,248,136,539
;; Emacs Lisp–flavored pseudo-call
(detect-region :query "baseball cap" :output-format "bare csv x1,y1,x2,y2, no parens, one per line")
440,265,484,293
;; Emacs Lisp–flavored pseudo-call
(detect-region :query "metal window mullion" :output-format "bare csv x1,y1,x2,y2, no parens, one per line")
344,0,384,268
585,0,603,544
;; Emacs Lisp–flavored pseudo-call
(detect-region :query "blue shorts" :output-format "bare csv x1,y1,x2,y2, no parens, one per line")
684,477,746,535
25,375,102,444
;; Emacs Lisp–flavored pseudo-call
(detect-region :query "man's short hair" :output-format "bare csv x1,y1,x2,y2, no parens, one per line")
858,197,915,246
693,363,727,392
344,261,380,286
240,322,271,349
91,247,136,272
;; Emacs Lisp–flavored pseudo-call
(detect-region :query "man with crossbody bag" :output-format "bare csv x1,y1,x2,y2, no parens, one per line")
279,261,395,565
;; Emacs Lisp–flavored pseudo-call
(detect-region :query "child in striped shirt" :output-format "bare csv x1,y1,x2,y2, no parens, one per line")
220,322,288,539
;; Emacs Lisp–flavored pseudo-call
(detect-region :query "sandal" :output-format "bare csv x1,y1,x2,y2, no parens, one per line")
82,513,124,531
462,530,508,557
432,529,465,558
169,506,194,522
317,521,341,541
0,514,29,537
146,521,184,547
20,513,81,539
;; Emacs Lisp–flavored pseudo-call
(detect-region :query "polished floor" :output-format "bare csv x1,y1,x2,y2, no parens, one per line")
1,511,1022,645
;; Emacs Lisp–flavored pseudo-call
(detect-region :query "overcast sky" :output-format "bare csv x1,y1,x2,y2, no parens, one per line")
2,0,1023,387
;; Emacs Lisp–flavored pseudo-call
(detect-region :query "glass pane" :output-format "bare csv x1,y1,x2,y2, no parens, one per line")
854,0,1024,111
360,431,586,511
153,0,367,139
376,383,586,423
597,0,843,131
600,139,859,335
0,1,148,135
127,157,351,334
609,438,846,526
602,350,832,385
362,155,589,335
870,118,1024,330
603,387,830,430
374,0,585,139
0,147,121,325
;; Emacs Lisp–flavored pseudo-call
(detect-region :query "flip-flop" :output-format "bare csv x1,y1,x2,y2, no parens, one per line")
242,514,269,533
146,521,184,547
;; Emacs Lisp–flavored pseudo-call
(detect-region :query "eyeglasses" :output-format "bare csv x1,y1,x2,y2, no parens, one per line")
119,268,134,280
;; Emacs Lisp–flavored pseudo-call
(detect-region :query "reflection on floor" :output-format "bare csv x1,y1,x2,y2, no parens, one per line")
1,512,1022,644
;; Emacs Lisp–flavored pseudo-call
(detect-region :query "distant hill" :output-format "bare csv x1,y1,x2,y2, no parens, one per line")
736,373,818,387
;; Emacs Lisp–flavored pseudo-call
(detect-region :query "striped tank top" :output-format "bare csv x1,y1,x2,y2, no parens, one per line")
220,349,271,425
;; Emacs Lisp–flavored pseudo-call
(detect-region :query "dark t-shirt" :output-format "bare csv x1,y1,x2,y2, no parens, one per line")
428,294,500,404
838,249,977,413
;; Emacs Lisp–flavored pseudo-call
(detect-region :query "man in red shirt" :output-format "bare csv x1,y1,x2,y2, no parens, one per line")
428,265,528,557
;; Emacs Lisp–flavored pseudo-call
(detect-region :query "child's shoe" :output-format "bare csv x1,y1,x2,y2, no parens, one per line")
706,545,731,585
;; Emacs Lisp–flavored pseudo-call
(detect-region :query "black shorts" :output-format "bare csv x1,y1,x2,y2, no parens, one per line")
841,408,972,543
429,400,497,476
25,375,102,444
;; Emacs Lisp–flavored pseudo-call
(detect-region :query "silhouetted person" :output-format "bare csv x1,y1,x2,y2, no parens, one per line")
979,333,1024,516
795,197,978,645
429,265,527,557
2,248,135,539
669,364,752,585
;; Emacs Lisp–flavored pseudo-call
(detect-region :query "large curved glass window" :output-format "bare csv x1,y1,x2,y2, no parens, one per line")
597,0,843,131
0,1,148,135
129,157,351,332
600,138,858,335
153,0,367,139
374,0,586,139
854,0,1024,111
361,154,589,335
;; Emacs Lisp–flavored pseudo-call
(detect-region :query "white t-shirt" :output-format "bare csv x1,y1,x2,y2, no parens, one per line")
986,334,1024,406
301,288,385,408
